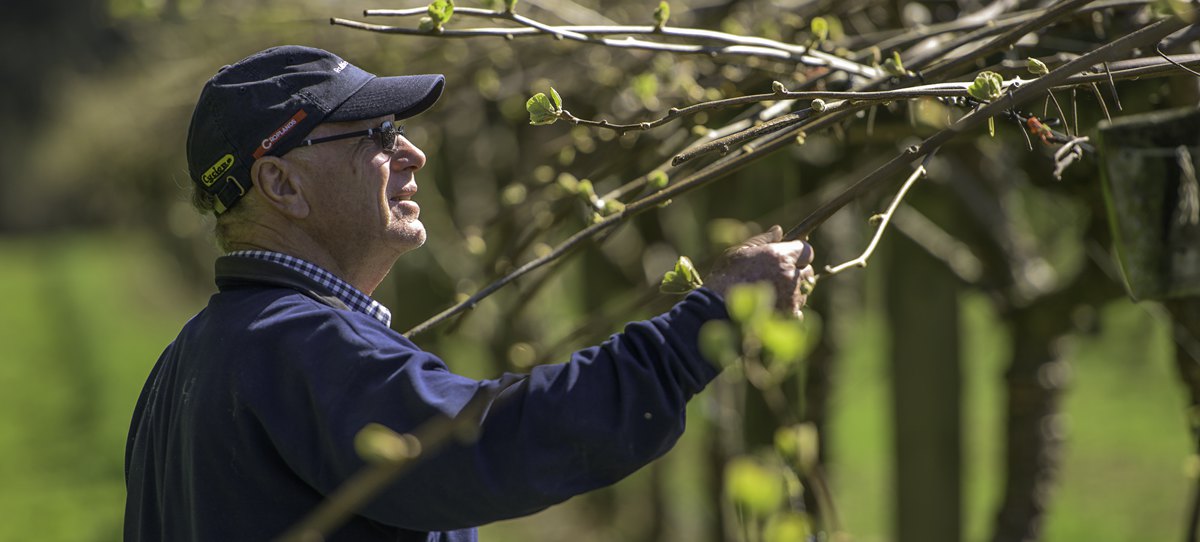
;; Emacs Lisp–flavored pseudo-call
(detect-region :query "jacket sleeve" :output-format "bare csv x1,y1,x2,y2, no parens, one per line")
237,288,728,531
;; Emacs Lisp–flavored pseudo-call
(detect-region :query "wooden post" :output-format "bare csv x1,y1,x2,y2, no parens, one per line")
886,231,962,542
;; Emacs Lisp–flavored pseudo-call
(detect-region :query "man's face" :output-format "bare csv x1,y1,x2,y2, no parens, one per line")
287,115,428,260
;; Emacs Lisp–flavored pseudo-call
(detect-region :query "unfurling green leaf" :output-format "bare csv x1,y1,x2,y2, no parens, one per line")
1027,57,1049,76
699,320,739,366
967,70,1004,102
427,0,454,25
549,87,563,110
725,456,785,517
647,170,669,190
660,256,704,294
526,92,560,125
988,116,995,138
653,1,670,28
810,17,829,44
503,0,517,13
726,282,775,325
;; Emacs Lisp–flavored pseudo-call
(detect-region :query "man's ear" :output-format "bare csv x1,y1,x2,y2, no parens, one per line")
251,157,311,218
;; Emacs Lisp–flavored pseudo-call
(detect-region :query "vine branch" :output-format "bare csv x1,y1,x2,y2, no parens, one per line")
332,8,878,78
824,152,936,276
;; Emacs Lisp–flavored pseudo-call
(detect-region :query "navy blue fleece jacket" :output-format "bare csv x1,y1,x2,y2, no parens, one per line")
124,256,728,541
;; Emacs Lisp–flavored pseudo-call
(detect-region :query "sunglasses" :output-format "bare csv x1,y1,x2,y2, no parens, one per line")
296,120,406,155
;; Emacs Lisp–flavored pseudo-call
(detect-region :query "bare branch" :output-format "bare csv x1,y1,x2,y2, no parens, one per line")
784,12,1198,241
333,8,879,78
824,154,932,276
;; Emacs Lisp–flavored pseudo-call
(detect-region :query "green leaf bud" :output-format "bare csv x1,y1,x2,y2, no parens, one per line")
653,1,670,29
1026,57,1049,76
647,170,669,190
602,199,626,216
883,51,907,77
810,17,829,44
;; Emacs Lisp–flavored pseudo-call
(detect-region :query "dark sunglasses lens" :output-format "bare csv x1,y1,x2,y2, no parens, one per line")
380,122,400,154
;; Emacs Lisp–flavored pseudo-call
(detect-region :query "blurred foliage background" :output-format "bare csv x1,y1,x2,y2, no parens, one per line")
0,0,1196,540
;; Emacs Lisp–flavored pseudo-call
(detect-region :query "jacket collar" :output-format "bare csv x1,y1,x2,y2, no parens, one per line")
215,255,352,312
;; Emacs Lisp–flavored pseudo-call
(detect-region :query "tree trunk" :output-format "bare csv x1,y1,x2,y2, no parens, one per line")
886,232,962,542
990,304,1070,542
1164,299,1200,542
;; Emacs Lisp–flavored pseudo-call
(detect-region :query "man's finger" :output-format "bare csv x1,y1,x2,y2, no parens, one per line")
736,225,783,249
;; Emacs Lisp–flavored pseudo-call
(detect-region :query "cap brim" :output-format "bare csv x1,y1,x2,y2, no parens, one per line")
326,74,445,122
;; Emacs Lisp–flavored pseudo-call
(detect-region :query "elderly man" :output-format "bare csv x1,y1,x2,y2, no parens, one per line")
124,45,814,542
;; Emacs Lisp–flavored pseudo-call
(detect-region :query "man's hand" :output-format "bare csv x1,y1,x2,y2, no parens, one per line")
705,225,816,318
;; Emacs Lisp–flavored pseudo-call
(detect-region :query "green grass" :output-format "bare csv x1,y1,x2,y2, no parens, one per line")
0,232,1192,541
0,233,209,541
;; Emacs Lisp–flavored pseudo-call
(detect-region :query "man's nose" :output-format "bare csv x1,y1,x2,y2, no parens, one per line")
390,136,426,172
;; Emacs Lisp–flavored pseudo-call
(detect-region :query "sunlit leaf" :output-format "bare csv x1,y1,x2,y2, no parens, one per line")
661,256,703,294
774,423,819,474
764,512,813,542
549,86,563,110
427,0,454,25
526,92,559,125
725,456,785,516
758,316,808,366
355,423,421,464
726,282,775,325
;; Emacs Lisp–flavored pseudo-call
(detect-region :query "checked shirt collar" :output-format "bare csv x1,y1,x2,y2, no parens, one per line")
227,250,392,327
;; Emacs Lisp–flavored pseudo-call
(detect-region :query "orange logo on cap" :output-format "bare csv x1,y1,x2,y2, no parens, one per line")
254,110,309,159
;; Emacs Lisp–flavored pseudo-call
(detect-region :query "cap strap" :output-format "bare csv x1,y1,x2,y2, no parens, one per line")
214,176,249,215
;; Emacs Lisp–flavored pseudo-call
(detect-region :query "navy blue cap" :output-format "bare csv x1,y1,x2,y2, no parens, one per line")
186,45,445,214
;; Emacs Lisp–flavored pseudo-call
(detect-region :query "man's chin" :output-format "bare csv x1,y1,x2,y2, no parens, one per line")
388,221,427,254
